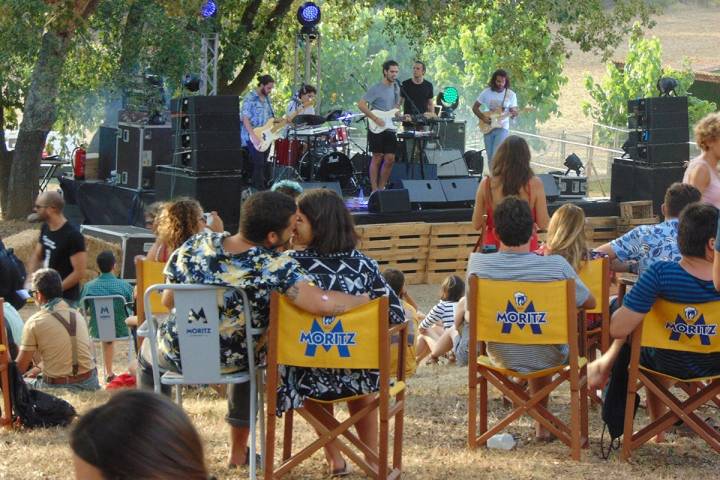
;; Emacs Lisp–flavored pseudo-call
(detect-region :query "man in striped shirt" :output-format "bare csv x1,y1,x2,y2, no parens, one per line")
467,196,596,440
589,203,720,439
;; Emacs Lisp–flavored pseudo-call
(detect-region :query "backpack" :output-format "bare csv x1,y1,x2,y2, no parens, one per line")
7,362,77,428
0,240,27,310
600,343,640,458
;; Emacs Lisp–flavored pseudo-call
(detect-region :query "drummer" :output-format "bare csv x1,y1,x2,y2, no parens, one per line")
286,84,316,118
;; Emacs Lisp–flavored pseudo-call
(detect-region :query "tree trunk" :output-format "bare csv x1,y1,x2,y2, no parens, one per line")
0,96,11,215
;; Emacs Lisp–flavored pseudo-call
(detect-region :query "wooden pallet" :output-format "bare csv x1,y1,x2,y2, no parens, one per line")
620,201,653,220
426,222,479,283
584,216,619,247
356,223,430,284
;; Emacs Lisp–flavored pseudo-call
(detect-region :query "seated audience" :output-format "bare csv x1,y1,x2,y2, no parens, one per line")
281,188,405,475
383,269,419,377
415,274,465,363
138,191,368,468
683,112,720,209
0,236,28,311
70,390,209,480
80,250,134,383
271,179,304,199
3,301,24,358
143,201,170,262
467,196,595,440
595,183,701,275
16,269,99,391
451,296,470,367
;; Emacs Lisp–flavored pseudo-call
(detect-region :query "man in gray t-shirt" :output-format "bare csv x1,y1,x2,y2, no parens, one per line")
358,60,401,192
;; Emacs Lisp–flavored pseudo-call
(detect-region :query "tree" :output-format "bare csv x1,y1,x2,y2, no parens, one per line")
583,23,716,138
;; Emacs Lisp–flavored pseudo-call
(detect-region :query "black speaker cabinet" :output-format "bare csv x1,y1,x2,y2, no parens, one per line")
628,96,688,115
155,166,243,232
433,120,466,153
627,128,689,146
368,189,411,213
440,177,480,206
628,112,689,130
174,131,242,151
170,95,240,115
98,125,118,181
388,162,438,189
424,147,469,177
632,143,689,165
116,123,173,190
400,179,447,208
172,114,240,132
610,158,684,212
537,173,560,201
172,149,245,172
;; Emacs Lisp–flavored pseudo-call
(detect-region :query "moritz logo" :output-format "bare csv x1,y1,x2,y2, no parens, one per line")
299,317,357,357
186,308,212,335
665,306,717,346
496,291,547,334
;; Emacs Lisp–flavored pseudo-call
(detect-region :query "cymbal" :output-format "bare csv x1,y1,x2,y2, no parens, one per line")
324,109,344,121
292,114,325,126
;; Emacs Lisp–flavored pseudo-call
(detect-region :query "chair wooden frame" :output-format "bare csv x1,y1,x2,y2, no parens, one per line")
467,276,589,460
579,256,611,404
264,293,407,479
621,310,720,460
0,299,13,428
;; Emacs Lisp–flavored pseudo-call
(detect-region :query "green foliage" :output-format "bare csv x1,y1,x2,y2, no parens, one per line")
583,23,716,132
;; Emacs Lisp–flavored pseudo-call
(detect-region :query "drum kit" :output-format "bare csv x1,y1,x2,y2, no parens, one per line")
271,111,361,193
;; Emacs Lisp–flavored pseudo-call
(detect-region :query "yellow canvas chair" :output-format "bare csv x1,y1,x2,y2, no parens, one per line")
134,258,168,328
467,276,589,460
621,299,720,460
264,293,407,479
578,256,610,403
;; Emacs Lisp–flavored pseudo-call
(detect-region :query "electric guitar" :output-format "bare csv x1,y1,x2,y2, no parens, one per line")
478,107,534,134
252,99,314,152
367,109,403,134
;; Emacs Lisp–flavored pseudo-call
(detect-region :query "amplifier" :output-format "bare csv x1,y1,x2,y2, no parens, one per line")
424,148,469,177
174,131,242,151
627,128,689,145
627,143,689,165
628,112,689,130
432,120,466,153
172,113,240,132
170,95,239,115
172,149,245,172
628,96,687,115
551,174,587,198
116,123,173,190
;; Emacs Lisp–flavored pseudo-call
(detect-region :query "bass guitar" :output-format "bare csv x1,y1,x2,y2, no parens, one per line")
478,106,534,134
252,99,314,152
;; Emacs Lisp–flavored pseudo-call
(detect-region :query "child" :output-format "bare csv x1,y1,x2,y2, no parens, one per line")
382,269,419,377
416,274,465,363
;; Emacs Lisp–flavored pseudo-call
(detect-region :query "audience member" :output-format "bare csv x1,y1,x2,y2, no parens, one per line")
143,201,170,262
382,268,419,377
26,191,87,303
589,203,720,441
80,251,134,383
683,112,720,208
541,203,605,270
416,274,465,363
471,135,550,251
70,390,209,480
270,180,304,199
281,188,405,475
0,237,28,310
155,198,222,254
595,183,701,275
16,269,99,391
467,196,595,440
137,191,368,468
3,301,24,358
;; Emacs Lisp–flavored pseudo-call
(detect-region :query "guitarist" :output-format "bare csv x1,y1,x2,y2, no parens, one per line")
241,74,275,190
358,60,401,192
472,69,518,172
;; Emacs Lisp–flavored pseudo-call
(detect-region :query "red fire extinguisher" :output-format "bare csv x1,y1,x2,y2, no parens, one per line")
72,146,86,180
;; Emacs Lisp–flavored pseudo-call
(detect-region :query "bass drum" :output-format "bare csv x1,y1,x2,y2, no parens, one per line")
298,149,355,193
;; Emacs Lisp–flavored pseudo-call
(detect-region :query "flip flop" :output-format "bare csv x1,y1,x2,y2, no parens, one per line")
330,460,352,478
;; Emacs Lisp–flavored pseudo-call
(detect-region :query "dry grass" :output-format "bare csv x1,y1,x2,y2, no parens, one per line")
3,285,719,479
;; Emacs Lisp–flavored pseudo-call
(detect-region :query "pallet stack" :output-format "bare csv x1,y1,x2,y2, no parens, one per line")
356,223,430,284
425,223,478,283
617,200,657,235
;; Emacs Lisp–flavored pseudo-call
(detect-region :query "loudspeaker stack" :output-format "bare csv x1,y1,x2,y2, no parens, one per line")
611,96,689,211
157,96,245,231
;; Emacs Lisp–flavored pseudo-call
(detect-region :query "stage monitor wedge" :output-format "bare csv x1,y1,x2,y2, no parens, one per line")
368,189,411,213
439,177,480,206
400,179,447,208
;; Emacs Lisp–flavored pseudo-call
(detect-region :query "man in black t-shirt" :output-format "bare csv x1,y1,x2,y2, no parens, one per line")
400,61,434,119
26,191,87,302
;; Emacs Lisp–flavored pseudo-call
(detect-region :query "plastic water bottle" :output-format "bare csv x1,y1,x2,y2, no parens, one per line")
487,432,515,450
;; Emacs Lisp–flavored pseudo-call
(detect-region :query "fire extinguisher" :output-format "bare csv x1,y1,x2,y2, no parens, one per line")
72,146,86,180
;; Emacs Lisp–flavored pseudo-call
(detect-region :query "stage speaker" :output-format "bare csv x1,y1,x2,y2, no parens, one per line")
440,177,480,206
463,150,484,175
631,143,689,165
537,173,560,202
434,120,466,153
628,112,689,130
174,131,242,151
170,95,240,115
155,165,243,232
424,148,469,177
627,128,689,146
172,114,240,132
610,158,684,212
400,179,447,208
368,189,411,213
116,123,173,190
172,149,245,172
388,162,438,189
628,96,688,116
299,181,343,197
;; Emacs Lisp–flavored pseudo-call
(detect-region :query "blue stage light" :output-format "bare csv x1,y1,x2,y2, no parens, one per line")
297,2,321,26
200,0,217,18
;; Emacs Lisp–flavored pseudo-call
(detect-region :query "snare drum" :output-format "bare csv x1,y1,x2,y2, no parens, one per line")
274,138,302,166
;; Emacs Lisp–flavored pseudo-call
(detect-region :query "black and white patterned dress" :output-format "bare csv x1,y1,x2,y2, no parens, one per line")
276,248,405,415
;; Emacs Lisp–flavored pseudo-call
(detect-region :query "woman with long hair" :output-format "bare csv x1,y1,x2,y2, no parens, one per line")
70,390,209,479
543,203,590,271
683,112,720,208
471,135,550,251
280,188,405,476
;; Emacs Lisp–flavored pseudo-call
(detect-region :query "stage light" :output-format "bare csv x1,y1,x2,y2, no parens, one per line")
657,77,678,96
200,0,217,18
436,87,459,118
564,153,584,176
297,2,321,36
182,74,201,92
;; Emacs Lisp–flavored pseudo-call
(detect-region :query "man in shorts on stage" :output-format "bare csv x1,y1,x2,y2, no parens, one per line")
358,60,401,192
